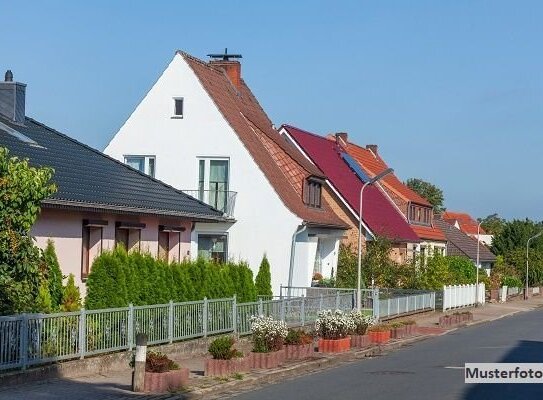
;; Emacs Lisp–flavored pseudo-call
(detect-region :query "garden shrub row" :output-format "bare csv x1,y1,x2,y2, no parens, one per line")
85,248,259,310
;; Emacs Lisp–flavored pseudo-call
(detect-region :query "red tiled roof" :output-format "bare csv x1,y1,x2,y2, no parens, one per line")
282,125,419,242
411,224,447,242
442,211,485,235
180,52,346,229
335,138,431,207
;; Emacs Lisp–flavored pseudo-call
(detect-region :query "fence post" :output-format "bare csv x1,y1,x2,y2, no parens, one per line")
372,288,380,319
387,298,391,318
79,308,86,359
258,298,264,316
280,284,283,300
232,295,237,334
128,303,134,351
203,298,208,338
168,300,174,344
280,297,286,322
19,314,28,370
397,297,400,315
301,296,305,326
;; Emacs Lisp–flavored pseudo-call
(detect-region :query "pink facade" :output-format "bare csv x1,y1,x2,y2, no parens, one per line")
31,208,193,297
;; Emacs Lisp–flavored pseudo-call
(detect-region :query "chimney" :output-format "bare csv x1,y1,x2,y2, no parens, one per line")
0,70,26,125
335,132,348,145
207,48,242,90
366,144,378,155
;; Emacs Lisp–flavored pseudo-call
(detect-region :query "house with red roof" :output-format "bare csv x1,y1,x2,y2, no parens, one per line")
280,125,420,263
105,50,347,292
333,135,448,258
442,211,493,246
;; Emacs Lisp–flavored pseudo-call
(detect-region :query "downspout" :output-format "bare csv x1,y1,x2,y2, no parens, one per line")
287,223,308,298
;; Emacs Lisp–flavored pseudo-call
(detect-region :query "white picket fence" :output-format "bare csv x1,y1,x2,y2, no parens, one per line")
443,283,485,311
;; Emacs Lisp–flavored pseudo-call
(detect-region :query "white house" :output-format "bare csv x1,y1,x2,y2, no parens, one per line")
105,50,347,293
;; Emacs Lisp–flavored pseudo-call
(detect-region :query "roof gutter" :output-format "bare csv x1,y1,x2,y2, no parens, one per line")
287,223,308,297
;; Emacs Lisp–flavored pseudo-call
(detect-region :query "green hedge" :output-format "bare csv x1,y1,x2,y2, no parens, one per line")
85,248,258,310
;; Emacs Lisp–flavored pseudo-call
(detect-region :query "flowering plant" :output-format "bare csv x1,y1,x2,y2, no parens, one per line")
315,310,355,340
349,311,377,335
250,315,288,353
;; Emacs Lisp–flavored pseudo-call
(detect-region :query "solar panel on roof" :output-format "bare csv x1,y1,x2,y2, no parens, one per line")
341,152,370,183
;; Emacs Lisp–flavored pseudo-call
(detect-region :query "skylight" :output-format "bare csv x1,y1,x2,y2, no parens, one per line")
0,121,45,148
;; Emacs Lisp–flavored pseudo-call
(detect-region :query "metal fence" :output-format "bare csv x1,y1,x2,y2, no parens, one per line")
0,292,355,372
443,283,486,311
375,290,436,320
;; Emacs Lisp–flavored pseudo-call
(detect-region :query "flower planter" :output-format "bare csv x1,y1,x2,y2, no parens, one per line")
405,324,417,336
318,337,351,353
204,356,251,377
285,343,313,360
368,330,390,344
391,326,407,339
250,350,285,369
144,368,189,393
350,334,371,348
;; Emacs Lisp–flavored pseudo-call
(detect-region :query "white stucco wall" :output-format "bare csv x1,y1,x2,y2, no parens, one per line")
105,54,307,294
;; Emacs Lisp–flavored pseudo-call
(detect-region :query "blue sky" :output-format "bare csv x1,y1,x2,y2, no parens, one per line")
1,0,541,220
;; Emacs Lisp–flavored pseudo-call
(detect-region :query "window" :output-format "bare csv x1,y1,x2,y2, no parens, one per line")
197,158,230,213
198,234,228,263
303,177,323,208
115,222,145,252
81,220,107,279
409,204,431,226
124,155,156,178
173,97,184,118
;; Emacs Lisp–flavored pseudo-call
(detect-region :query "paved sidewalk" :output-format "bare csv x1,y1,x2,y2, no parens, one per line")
2,296,542,400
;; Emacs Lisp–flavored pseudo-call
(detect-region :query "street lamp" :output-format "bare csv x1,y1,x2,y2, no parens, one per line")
525,230,543,300
357,167,394,311
475,221,482,306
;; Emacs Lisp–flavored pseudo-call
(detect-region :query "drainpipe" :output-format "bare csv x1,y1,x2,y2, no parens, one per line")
287,223,308,298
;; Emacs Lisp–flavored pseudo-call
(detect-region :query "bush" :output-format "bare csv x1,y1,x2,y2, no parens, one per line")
255,255,272,298
145,352,179,373
43,240,64,309
315,310,355,340
208,336,242,360
60,274,81,312
284,329,313,345
349,310,376,335
250,315,287,353
36,283,53,313
367,324,391,332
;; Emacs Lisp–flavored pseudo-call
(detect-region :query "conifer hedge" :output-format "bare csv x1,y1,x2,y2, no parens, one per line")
85,248,259,310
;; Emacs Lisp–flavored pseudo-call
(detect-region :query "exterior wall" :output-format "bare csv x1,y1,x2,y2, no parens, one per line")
104,54,306,294
31,208,192,297
377,183,409,217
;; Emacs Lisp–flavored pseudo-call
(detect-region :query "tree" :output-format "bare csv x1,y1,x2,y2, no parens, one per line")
255,255,273,298
405,178,445,213
336,244,358,288
0,148,56,315
478,213,506,236
60,274,82,312
43,240,64,309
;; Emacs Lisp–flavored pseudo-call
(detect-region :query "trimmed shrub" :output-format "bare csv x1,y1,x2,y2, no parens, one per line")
85,248,128,310
43,240,63,309
60,274,82,312
36,283,53,313
255,255,272,298
208,336,242,360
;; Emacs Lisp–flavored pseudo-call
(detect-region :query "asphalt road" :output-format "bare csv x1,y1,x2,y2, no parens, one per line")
232,309,543,400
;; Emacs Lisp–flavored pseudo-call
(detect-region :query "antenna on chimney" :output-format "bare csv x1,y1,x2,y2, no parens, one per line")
207,48,242,61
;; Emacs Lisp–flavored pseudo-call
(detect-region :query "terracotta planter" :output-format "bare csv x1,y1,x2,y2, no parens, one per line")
391,326,407,339
368,330,391,344
144,368,189,393
404,324,416,336
285,343,313,360
350,334,371,348
250,350,285,369
204,356,251,377
318,337,351,353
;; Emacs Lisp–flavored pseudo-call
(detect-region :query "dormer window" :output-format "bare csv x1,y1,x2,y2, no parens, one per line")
409,204,431,226
303,177,323,208
172,97,184,118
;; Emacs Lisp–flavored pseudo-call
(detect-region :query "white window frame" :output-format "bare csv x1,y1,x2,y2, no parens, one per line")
197,157,230,192
124,155,156,178
172,97,184,119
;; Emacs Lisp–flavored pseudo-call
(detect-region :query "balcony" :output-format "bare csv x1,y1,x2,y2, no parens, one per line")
182,190,237,219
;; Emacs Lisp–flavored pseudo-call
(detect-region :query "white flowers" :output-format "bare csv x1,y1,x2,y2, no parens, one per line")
250,315,288,353
349,310,377,335
315,310,355,340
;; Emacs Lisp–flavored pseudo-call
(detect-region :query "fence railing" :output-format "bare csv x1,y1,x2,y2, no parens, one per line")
376,290,435,320
443,283,485,311
0,292,355,372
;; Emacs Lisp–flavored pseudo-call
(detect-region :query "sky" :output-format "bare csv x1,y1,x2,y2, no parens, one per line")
1,0,541,220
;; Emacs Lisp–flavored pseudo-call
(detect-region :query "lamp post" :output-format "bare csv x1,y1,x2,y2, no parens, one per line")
475,222,482,307
526,230,543,300
357,167,394,311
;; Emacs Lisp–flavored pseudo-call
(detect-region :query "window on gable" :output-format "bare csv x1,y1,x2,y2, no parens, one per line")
124,155,156,178
303,177,323,208
173,97,184,118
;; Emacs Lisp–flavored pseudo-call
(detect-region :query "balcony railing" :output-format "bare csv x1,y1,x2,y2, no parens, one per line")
182,190,237,218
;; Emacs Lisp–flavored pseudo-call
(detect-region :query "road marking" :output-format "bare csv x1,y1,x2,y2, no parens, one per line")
444,366,465,369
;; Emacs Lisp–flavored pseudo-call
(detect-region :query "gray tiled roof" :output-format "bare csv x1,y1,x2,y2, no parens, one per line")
434,218,496,262
0,116,229,222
